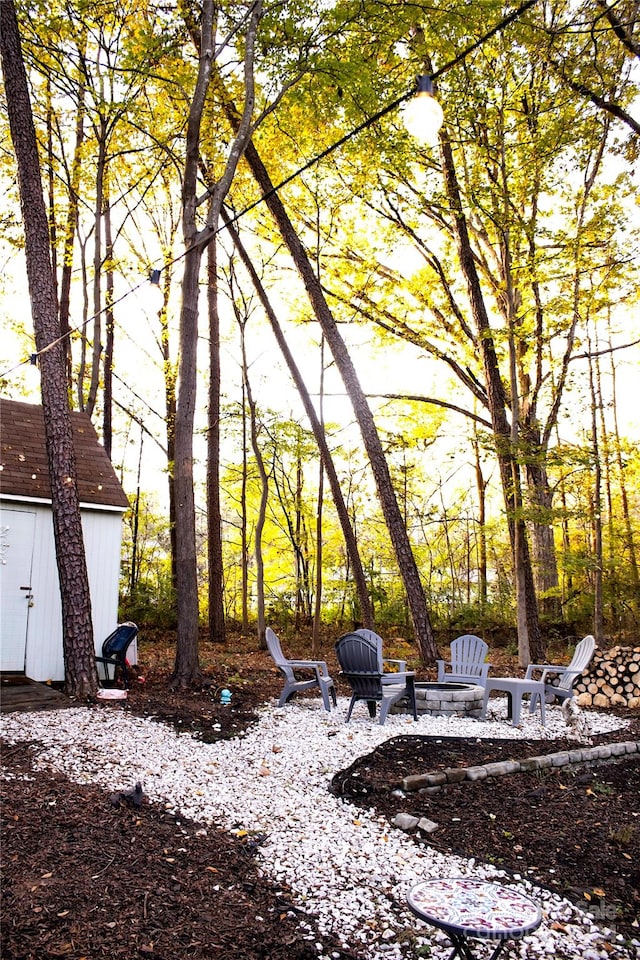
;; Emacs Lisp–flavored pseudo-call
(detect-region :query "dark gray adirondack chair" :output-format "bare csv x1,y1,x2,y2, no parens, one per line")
266,627,337,712
95,622,138,689
436,634,490,686
526,634,596,711
335,631,417,725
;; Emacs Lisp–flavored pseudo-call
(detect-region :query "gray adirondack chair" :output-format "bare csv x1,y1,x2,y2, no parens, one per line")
266,627,336,712
352,628,408,674
436,634,490,686
335,630,417,725
526,634,596,712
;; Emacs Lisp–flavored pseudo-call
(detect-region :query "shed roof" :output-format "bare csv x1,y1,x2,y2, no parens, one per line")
0,398,130,509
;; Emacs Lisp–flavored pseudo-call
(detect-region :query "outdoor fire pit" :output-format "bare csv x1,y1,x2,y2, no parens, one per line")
393,681,484,718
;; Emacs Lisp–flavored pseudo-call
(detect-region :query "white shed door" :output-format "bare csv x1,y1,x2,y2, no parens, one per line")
0,506,37,671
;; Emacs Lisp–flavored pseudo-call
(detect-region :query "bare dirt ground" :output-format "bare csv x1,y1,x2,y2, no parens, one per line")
2,635,639,959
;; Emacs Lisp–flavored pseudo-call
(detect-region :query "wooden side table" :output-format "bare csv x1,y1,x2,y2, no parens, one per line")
407,877,542,959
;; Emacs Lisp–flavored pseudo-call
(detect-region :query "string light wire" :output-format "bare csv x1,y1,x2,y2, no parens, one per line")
1,0,543,380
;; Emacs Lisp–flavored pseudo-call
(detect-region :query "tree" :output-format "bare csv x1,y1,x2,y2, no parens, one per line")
0,0,97,698
219,120,438,662
206,237,226,643
221,209,375,629
171,0,262,687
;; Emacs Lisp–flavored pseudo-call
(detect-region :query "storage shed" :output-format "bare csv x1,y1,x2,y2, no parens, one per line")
0,398,130,681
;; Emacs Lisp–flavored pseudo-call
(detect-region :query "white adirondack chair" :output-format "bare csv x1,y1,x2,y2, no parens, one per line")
526,634,596,711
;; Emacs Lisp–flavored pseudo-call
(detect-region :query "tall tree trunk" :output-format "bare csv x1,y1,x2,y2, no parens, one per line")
172,0,261,684
438,131,544,663
85,124,106,417
241,382,250,633
173,234,204,685
587,338,604,645
45,75,57,290
294,453,305,628
241,324,268,647
608,330,640,610
235,138,437,663
173,0,216,686
130,427,144,594
472,433,488,608
0,0,97,698
594,332,617,627
158,269,178,599
526,458,562,619
222,210,375,630
312,336,326,656
58,38,87,396
207,236,226,643
103,187,114,458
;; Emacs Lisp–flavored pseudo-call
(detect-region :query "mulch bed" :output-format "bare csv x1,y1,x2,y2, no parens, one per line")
2,640,640,958
1,743,359,960
331,729,640,946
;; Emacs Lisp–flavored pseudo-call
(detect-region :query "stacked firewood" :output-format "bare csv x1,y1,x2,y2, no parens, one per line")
574,645,640,710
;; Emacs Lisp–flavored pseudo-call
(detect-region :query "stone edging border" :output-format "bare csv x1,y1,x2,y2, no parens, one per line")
400,740,640,794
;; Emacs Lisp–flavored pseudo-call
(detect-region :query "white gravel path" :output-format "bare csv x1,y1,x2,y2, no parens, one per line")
1,698,637,960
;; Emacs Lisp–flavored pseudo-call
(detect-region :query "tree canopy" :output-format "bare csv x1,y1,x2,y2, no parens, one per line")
1,0,638,677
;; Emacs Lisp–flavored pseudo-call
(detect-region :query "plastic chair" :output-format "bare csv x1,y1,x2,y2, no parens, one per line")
352,628,408,674
95,622,138,689
335,630,417,725
436,634,490,686
265,627,336,712
526,635,596,711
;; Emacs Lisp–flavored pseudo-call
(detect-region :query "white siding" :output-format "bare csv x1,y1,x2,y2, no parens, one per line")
15,502,125,682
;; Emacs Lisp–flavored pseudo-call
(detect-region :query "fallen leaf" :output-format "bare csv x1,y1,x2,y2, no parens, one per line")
593,887,606,897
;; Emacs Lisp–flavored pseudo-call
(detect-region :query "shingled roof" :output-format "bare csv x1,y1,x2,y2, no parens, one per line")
0,398,130,509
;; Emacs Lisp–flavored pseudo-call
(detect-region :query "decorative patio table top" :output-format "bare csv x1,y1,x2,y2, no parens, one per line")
407,877,542,959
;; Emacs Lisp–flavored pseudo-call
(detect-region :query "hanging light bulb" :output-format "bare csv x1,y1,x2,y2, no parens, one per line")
403,75,444,146
146,268,165,314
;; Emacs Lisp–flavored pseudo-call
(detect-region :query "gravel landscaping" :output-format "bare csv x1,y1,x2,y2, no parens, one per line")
2,690,638,960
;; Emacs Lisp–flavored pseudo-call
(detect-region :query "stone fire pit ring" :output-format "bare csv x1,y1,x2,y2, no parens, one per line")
394,681,484,718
